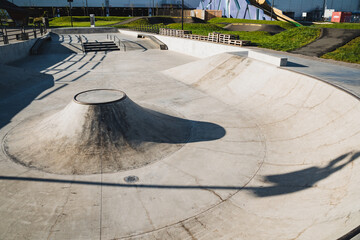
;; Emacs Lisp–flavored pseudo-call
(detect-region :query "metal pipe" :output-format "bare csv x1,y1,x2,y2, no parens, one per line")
70,1,73,27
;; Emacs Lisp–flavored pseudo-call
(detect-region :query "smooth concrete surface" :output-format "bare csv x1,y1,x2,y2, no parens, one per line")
0,32,360,240
0,38,37,64
244,47,360,99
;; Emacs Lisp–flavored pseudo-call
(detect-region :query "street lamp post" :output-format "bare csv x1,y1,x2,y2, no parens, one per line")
322,0,327,21
68,0,73,27
270,0,274,21
181,0,184,30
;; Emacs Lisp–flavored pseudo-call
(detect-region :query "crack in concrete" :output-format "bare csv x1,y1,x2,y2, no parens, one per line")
181,222,197,240
46,180,73,240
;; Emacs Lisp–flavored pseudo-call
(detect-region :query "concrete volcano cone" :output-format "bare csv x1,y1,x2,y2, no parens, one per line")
4,89,192,174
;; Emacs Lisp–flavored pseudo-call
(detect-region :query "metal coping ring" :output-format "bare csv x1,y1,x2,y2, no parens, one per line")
73,89,127,105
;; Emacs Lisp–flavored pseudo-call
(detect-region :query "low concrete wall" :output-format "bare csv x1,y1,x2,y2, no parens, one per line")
119,29,287,66
51,27,118,35
119,29,247,58
156,35,249,58
0,38,37,64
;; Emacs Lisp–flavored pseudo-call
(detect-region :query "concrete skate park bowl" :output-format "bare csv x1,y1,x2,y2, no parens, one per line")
0,30,360,240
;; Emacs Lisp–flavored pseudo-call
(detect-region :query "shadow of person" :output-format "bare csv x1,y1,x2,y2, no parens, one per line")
247,151,360,197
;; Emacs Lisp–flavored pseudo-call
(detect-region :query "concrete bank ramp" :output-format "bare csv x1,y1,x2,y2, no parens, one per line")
161,53,360,239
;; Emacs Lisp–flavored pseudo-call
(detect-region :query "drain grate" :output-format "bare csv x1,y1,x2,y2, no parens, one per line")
124,175,139,183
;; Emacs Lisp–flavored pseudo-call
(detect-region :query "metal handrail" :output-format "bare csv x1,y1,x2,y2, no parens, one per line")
107,34,126,52
77,35,85,52
134,24,160,34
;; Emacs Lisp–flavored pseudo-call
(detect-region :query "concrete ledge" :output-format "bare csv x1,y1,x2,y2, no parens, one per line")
248,51,287,66
51,27,119,35
0,38,37,64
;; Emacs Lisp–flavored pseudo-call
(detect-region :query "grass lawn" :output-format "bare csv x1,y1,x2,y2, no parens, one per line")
321,36,360,64
49,16,131,27
311,22,360,30
257,27,320,51
208,17,297,30
165,23,320,52
115,18,150,29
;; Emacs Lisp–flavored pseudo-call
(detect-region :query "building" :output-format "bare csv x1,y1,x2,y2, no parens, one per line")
9,0,360,21
196,0,360,21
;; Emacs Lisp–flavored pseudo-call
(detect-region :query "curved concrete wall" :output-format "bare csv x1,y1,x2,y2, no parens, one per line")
162,53,360,239
0,39,37,64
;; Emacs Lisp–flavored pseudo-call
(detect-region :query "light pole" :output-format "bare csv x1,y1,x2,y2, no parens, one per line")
270,0,274,21
68,0,73,27
86,0,89,16
181,0,184,30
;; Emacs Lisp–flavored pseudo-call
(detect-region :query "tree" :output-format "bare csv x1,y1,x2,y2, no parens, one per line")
0,9,9,26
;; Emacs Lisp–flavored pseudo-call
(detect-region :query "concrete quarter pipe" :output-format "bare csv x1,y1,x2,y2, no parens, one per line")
0,32,359,240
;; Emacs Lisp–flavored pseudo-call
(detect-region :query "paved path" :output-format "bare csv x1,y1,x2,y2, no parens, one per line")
291,28,360,57
109,17,144,26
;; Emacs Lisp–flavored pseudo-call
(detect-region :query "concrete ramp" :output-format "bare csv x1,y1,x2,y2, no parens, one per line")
4,89,224,175
162,53,360,239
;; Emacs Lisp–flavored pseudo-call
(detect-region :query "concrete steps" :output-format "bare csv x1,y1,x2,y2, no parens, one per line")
83,41,120,52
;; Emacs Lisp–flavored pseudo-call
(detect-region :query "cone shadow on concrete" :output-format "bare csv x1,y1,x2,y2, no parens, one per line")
3,89,225,175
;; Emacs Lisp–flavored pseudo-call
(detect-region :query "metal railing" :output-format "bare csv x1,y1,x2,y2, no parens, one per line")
107,34,126,52
131,24,160,34
77,35,85,52
0,23,47,45
126,24,251,47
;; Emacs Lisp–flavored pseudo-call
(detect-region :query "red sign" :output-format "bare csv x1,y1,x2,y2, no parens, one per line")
331,12,352,23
